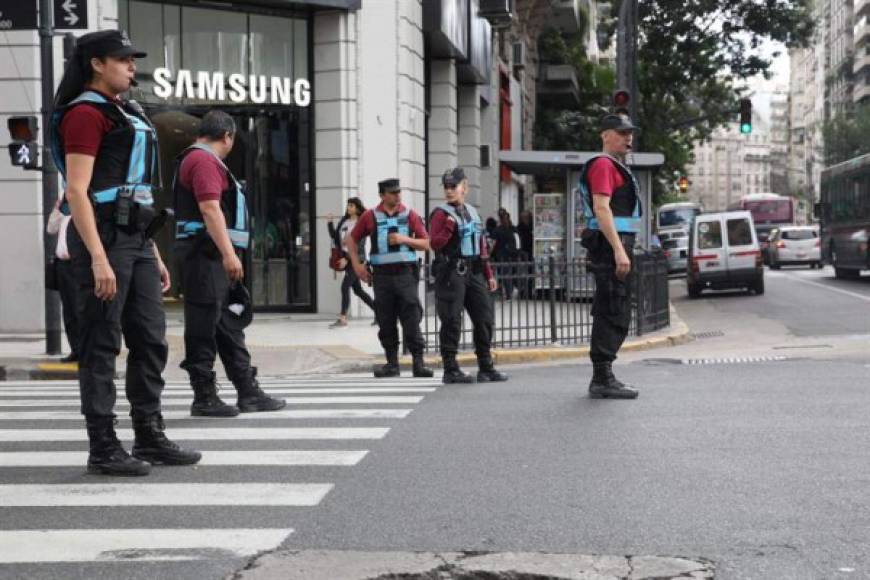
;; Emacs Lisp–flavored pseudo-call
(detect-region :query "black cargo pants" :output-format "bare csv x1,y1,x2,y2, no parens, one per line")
68,224,167,421
372,265,425,357
589,234,635,364
434,262,494,363
175,240,252,385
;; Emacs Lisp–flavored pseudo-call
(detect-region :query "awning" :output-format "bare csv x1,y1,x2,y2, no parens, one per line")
499,150,665,175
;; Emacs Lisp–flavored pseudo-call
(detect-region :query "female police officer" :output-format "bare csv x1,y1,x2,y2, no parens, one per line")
51,30,201,475
429,168,508,384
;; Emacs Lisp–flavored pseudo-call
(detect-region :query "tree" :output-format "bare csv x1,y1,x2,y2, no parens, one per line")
535,0,814,202
822,103,870,165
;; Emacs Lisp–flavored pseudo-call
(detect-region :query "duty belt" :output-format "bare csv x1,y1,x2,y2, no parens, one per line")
452,257,482,275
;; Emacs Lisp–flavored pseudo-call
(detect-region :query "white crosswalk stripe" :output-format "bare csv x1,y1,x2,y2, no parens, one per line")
0,397,422,407
0,374,438,569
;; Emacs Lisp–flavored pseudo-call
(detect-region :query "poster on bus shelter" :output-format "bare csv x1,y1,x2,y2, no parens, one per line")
533,193,565,258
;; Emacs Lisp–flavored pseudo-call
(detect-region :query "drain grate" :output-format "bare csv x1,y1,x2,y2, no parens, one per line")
692,330,725,339
683,355,790,365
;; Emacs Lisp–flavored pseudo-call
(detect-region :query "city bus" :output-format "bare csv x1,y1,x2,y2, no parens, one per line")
727,193,796,258
818,152,870,278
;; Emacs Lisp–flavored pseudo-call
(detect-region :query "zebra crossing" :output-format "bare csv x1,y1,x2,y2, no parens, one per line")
0,373,440,573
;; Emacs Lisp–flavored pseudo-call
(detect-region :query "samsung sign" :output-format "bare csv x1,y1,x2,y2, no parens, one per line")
152,68,311,107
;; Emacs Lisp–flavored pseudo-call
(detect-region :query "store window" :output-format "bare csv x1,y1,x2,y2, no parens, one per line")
119,0,314,311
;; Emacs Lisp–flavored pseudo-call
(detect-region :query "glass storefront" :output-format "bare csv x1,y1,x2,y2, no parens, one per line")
119,0,314,310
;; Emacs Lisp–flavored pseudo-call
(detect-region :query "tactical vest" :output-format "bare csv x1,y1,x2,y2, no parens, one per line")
368,208,417,265
172,144,250,250
50,91,158,213
579,154,642,233
434,203,482,258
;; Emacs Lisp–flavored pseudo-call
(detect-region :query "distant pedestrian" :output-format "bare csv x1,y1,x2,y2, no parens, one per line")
327,197,376,328
579,113,643,400
490,209,519,300
516,209,535,298
346,179,434,378
46,199,79,363
429,167,508,384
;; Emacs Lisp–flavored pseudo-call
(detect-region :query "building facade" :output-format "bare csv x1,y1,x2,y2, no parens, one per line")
1,0,585,333
686,121,772,212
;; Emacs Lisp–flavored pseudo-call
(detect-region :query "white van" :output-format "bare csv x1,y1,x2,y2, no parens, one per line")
686,210,764,298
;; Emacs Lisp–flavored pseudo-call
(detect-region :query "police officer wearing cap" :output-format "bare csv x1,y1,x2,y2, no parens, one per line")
50,30,201,475
429,168,508,384
578,114,643,399
346,179,434,378
172,110,286,417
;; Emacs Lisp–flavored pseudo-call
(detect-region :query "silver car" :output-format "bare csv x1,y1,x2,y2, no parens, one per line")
768,225,822,269
659,229,689,273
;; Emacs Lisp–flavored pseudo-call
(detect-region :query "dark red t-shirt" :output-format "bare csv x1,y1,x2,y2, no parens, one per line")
179,149,228,203
350,202,428,243
586,156,625,197
58,89,119,156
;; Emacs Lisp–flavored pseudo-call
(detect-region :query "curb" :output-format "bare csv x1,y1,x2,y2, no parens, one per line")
0,309,693,380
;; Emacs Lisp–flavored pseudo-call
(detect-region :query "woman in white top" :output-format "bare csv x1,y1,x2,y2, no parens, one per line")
327,197,376,327
46,198,80,362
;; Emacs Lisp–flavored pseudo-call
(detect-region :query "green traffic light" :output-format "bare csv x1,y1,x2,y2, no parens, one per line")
740,123,752,134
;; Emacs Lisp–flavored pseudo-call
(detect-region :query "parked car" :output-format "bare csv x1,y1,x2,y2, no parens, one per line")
767,225,822,269
687,210,764,298
662,234,689,273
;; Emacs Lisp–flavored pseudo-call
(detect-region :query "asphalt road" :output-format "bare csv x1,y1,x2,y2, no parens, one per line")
2,265,869,580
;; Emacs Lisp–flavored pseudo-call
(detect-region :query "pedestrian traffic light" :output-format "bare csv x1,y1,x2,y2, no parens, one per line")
7,116,39,169
739,98,752,134
678,176,689,193
613,89,630,115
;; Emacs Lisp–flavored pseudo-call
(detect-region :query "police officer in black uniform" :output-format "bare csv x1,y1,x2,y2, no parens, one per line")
346,179,434,378
51,30,201,475
429,168,508,384
579,114,643,399
173,110,286,417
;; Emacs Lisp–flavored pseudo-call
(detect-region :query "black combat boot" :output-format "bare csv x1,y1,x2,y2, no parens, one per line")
442,356,474,384
86,417,151,476
373,350,401,378
477,356,508,383
190,371,239,417
132,415,202,465
412,354,434,378
588,362,638,399
236,367,286,412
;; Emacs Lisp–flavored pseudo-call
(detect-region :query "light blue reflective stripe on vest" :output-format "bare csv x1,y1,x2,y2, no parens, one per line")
174,143,250,249
175,220,250,247
579,154,642,234
65,91,157,207
437,203,482,257
369,208,417,265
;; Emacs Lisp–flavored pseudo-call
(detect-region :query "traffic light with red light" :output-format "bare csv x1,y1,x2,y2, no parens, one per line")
739,98,752,134
613,89,630,115
678,176,689,193
7,116,39,169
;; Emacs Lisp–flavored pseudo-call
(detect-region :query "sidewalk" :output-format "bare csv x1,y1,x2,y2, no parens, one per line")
0,303,692,381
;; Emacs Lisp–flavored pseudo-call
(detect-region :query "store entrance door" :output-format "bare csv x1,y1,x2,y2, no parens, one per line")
227,108,313,311
150,105,313,311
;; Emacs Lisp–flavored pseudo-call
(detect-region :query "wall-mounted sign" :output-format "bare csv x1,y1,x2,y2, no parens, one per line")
152,68,311,107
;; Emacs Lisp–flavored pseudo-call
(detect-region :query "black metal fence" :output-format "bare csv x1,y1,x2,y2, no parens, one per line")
420,251,670,354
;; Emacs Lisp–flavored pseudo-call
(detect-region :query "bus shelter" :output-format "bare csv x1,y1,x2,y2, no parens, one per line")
499,150,666,257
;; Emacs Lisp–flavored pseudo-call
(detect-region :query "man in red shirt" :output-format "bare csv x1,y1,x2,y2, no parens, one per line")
173,110,285,416
580,113,643,399
346,179,433,378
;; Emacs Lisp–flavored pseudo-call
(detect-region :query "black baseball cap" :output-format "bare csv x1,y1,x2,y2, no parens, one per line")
76,30,147,59
441,167,466,188
224,282,253,330
378,178,401,194
600,113,638,132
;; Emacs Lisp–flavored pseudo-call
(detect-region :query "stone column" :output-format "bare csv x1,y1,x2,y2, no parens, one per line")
457,84,482,207
427,60,458,209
